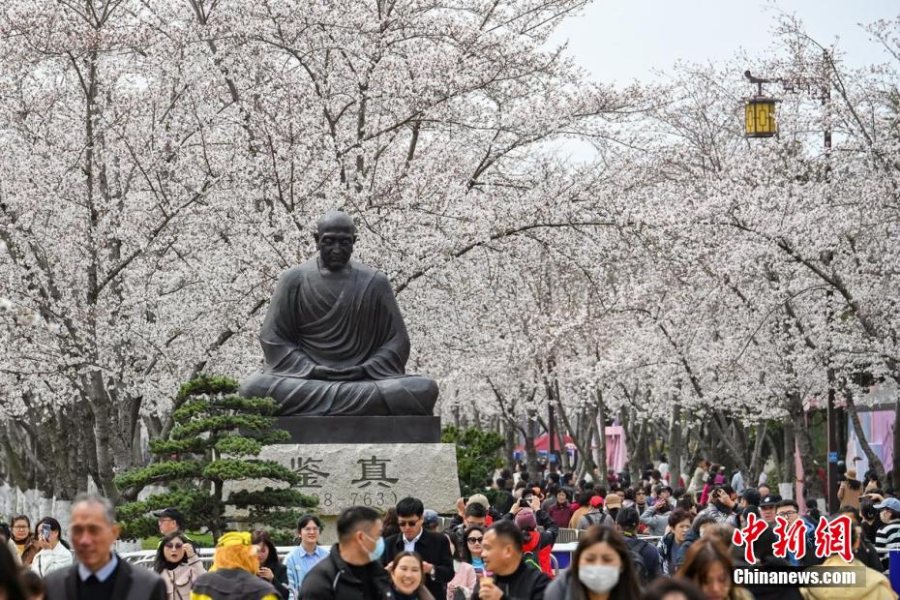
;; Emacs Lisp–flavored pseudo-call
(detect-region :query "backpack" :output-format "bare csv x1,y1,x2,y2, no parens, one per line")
625,538,650,584
584,511,605,526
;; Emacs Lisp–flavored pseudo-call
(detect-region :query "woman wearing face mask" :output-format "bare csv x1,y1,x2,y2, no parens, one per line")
390,552,436,600
544,525,641,600
154,530,205,600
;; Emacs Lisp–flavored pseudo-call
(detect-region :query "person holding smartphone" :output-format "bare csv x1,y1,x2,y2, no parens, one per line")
30,517,73,577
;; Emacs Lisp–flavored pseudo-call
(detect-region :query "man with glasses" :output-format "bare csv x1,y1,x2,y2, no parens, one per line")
775,498,820,566
152,508,185,536
285,515,329,599
152,507,200,554
383,497,454,600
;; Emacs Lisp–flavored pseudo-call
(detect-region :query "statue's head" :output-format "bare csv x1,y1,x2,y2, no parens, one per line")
314,210,357,271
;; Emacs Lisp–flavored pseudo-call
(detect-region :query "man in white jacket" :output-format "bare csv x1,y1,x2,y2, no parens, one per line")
30,517,73,577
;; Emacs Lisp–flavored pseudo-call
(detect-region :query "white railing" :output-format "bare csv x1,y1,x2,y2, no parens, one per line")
121,546,314,570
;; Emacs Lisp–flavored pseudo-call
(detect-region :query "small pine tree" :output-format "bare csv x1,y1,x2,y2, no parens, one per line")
116,375,316,542
441,425,505,499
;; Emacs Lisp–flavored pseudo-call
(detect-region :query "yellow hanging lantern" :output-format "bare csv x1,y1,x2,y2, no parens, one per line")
744,96,778,138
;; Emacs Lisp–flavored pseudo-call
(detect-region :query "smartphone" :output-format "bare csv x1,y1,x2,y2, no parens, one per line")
40,523,51,541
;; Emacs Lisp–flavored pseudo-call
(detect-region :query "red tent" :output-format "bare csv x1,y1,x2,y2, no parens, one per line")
515,433,576,454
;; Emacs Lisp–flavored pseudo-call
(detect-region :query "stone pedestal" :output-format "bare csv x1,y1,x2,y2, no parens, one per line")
275,416,441,444
257,443,460,516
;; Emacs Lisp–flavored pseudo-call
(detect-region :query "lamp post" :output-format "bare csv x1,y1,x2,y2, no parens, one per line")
743,71,779,138
743,51,839,514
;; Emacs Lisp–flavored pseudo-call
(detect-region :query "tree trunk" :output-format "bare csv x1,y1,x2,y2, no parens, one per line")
747,422,767,485
668,403,683,488
525,412,540,477
785,392,813,487
783,420,796,485
504,422,517,470
594,390,608,483
843,385,886,480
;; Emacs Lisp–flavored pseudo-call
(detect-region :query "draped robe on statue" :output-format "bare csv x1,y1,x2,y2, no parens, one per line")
239,258,438,416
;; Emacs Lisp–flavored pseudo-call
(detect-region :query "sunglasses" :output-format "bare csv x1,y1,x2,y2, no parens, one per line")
466,537,483,544
398,520,419,528
165,542,184,550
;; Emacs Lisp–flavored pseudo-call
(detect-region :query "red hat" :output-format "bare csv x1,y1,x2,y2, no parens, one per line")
514,508,538,531
589,496,603,508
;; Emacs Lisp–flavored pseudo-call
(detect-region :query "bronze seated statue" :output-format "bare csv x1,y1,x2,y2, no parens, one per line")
239,211,438,417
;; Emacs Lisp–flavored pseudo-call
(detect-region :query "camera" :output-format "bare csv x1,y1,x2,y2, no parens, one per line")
519,495,532,508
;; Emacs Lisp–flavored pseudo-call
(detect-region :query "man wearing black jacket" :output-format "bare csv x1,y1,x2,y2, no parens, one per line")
300,506,392,600
383,497,454,600
472,521,549,600
44,495,167,600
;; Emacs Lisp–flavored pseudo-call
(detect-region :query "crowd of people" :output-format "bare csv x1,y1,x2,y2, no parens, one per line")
0,458,898,600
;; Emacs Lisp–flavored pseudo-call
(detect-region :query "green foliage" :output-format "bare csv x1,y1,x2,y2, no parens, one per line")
115,462,203,489
441,426,505,497
116,375,317,542
175,374,240,403
171,413,274,440
214,436,263,456
202,459,300,483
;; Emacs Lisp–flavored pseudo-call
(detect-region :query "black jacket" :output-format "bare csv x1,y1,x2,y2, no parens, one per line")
383,530,454,600
44,555,167,600
623,533,662,580
498,509,559,551
471,561,549,600
300,544,392,600
192,569,278,600
260,559,290,599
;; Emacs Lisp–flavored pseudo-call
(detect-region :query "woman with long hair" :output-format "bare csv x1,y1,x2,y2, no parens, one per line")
544,525,642,600
30,517,72,578
389,551,436,600
447,526,482,599
0,542,27,600
251,530,289,599
154,530,205,600
837,469,863,510
459,525,485,574
677,539,752,600
383,507,401,540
